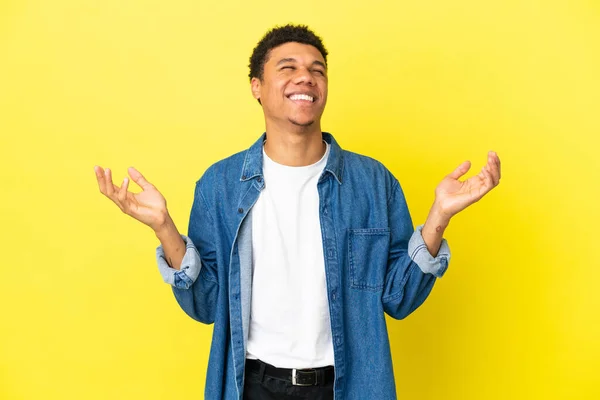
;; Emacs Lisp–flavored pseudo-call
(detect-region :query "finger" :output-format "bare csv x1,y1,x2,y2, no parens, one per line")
481,166,494,192
488,151,501,185
117,177,130,212
104,168,116,197
447,161,471,180
494,152,501,180
486,155,500,186
128,167,153,190
94,165,107,194
477,165,487,181
489,150,500,166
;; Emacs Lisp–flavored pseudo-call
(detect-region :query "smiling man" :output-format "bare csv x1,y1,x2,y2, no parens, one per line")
94,25,500,400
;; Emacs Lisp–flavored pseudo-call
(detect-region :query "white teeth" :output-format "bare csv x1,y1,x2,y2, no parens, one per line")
289,94,314,102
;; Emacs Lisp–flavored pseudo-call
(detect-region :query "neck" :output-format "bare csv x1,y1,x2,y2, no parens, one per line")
263,121,325,166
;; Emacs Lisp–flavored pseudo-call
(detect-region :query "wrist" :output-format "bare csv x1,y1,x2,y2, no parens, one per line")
153,211,175,238
424,203,451,233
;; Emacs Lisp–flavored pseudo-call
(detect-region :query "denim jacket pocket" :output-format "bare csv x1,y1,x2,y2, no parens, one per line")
348,228,390,291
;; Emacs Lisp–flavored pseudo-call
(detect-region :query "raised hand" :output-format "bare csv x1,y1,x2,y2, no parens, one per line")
433,151,501,220
94,166,169,232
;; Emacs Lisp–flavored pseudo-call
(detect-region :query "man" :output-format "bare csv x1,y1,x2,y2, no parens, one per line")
94,25,500,400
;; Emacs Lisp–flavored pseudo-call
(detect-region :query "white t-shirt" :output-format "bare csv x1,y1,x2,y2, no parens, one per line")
246,141,335,368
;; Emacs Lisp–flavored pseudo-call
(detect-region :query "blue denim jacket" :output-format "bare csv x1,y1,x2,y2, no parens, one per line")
156,132,450,399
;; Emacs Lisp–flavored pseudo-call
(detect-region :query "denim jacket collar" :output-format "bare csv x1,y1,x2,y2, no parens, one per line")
239,132,344,184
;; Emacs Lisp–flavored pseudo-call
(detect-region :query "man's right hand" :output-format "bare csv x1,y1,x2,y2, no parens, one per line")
94,165,169,233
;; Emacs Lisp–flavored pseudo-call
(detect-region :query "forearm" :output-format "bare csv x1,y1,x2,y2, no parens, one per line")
154,213,186,270
421,203,451,257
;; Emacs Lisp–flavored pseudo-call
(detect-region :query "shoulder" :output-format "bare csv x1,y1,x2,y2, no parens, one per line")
194,149,246,189
341,149,399,189
343,150,388,170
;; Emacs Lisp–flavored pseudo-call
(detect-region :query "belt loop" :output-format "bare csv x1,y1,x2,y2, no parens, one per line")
318,369,325,386
258,360,266,383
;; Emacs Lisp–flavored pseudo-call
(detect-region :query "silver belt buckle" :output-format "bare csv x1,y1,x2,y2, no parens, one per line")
292,368,317,386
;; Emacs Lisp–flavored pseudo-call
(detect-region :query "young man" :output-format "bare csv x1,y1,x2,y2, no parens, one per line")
94,25,500,400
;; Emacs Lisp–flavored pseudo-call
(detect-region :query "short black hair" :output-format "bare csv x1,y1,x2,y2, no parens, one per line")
248,24,328,82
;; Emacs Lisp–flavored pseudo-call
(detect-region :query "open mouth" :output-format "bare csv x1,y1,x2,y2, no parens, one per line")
287,93,316,103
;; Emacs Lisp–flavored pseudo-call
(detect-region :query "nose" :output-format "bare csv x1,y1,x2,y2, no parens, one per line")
292,67,316,86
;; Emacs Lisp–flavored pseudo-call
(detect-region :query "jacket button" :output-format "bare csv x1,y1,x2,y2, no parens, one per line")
257,177,262,183
238,208,244,214
242,175,246,180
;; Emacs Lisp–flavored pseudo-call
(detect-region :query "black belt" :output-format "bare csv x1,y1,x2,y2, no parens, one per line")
245,358,335,386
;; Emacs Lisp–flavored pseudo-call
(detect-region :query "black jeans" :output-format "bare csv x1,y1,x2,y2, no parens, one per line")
243,364,334,400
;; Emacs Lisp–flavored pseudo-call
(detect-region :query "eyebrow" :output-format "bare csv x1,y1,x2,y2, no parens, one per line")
276,58,327,69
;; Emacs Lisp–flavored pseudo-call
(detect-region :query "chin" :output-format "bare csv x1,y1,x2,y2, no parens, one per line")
288,117,315,127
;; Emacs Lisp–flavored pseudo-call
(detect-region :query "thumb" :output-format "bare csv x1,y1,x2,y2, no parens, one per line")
128,167,153,189
447,161,471,180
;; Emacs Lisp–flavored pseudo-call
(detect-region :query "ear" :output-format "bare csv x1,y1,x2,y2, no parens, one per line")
251,77,262,102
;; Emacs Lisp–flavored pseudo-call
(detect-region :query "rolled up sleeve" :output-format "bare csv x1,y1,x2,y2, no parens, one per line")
156,234,202,289
408,224,450,278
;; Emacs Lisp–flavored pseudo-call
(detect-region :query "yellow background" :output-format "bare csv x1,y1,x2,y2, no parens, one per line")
1,0,598,398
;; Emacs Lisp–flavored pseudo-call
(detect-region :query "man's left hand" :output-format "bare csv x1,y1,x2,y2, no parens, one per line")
433,151,502,221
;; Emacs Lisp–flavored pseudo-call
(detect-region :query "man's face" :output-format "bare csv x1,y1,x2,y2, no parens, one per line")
251,42,328,129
